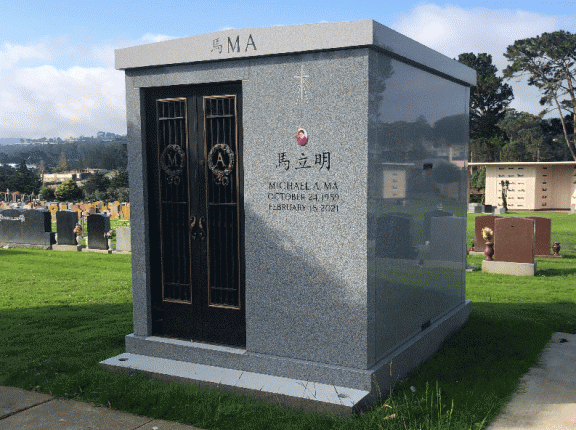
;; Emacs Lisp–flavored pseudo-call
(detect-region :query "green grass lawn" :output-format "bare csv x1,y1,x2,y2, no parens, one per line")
1,212,575,429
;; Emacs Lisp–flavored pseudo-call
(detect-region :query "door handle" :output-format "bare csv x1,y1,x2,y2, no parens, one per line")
198,216,206,241
189,215,197,240
189,215,206,241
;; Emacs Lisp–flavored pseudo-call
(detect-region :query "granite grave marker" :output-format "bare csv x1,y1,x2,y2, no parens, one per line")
87,213,110,250
0,208,53,246
473,215,503,252
494,217,535,263
115,227,131,252
56,210,79,245
525,216,551,257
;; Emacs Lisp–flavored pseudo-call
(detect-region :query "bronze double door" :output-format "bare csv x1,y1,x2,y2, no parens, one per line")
147,83,245,347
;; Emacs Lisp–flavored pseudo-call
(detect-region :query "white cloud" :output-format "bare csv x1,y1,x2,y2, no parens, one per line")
0,33,171,138
0,40,52,70
392,4,558,67
391,4,567,117
141,33,175,44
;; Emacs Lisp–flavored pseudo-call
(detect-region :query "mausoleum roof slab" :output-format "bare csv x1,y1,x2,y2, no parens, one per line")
115,20,476,86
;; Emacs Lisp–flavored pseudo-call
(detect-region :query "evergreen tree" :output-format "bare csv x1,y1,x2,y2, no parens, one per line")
54,151,69,172
457,53,514,161
504,30,576,160
8,160,41,194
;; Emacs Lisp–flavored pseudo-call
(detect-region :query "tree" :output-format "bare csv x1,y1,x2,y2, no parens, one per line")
457,53,514,161
503,30,576,160
54,151,69,172
541,114,575,160
8,160,41,194
108,168,130,202
498,109,546,161
54,179,83,201
470,166,486,189
39,187,56,201
82,171,111,201
110,169,129,189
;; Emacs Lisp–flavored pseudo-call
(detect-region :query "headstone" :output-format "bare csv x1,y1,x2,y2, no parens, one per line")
375,212,416,259
109,202,120,219
525,216,551,257
0,208,53,246
493,207,506,214
121,204,130,219
87,214,110,249
430,216,466,262
56,210,79,245
484,204,493,213
474,205,484,213
473,215,503,252
467,203,478,213
423,209,452,242
48,204,59,220
103,20,474,412
494,217,535,263
115,227,131,252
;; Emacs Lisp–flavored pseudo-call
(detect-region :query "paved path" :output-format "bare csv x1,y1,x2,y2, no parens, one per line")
0,386,203,430
487,332,576,430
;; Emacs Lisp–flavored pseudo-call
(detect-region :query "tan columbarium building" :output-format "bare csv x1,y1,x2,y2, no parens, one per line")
470,161,576,211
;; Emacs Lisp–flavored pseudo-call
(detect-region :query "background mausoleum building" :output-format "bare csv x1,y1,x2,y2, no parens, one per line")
101,20,475,412
470,162,576,211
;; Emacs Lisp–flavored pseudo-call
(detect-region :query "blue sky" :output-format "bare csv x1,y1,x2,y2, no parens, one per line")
1,1,574,138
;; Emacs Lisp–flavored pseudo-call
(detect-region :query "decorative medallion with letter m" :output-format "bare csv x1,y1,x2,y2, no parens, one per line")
145,83,245,347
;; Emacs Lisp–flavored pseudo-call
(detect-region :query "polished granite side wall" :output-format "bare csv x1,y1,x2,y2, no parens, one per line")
367,50,469,365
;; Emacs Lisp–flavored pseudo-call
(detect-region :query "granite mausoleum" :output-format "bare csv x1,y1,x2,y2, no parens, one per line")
101,20,475,412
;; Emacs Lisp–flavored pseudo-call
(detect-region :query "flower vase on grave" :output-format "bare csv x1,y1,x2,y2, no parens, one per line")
107,238,113,250
76,235,82,245
484,242,494,261
553,242,561,258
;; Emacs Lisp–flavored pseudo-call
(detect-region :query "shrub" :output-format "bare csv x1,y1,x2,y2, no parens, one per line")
39,187,56,200
54,179,83,201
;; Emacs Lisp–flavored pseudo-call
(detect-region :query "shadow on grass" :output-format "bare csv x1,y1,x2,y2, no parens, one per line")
535,267,576,276
375,301,576,428
1,300,575,429
0,303,133,389
0,247,46,257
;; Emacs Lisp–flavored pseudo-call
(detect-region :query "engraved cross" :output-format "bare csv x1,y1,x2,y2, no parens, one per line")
294,65,309,103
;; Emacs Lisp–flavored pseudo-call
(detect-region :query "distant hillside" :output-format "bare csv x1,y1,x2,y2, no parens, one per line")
0,138,128,170
0,138,21,145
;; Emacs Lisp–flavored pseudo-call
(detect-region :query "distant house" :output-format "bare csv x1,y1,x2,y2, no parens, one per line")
42,169,106,187
469,161,576,211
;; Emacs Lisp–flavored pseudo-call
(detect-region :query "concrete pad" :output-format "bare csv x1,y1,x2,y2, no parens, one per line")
140,419,204,429
482,260,536,276
0,387,52,419
0,397,151,429
487,332,576,430
51,245,81,252
100,353,370,414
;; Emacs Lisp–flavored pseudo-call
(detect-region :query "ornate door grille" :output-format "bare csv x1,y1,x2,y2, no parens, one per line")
204,95,241,309
157,98,191,303
150,84,245,346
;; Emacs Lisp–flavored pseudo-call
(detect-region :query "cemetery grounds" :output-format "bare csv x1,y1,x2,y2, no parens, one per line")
0,213,575,429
